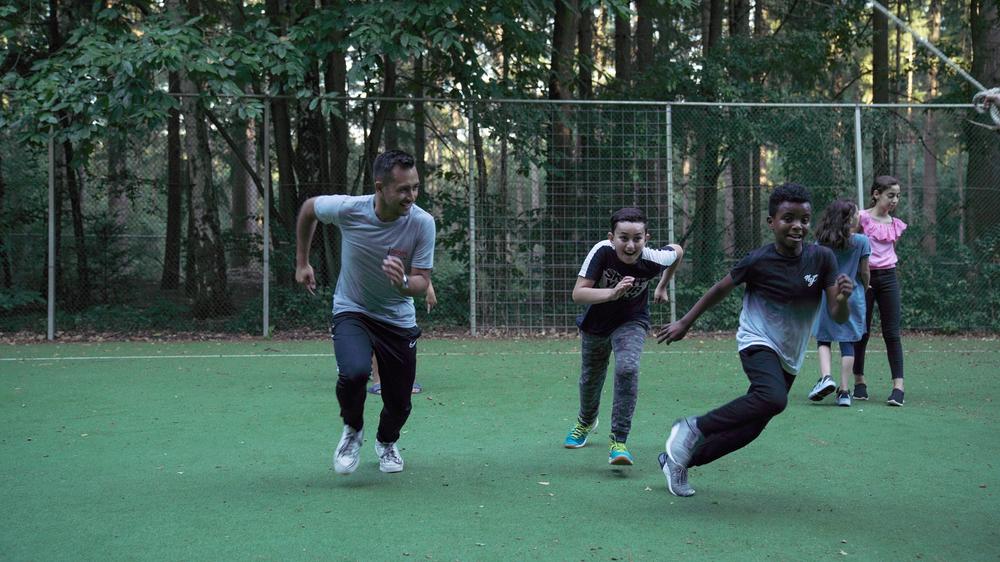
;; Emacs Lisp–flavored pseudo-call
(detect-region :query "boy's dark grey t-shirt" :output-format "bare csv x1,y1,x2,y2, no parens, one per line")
314,194,436,328
731,243,838,375
576,241,677,336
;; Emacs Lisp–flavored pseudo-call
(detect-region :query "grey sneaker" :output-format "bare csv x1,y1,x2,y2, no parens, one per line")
853,383,869,401
836,390,852,407
808,376,837,401
658,452,695,497
375,441,404,473
665,416,701,468
334,425,364,474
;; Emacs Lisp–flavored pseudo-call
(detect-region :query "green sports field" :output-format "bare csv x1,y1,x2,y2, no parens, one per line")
1,335,997,561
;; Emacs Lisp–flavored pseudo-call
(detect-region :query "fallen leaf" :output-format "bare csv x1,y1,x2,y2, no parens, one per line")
538,481,550,486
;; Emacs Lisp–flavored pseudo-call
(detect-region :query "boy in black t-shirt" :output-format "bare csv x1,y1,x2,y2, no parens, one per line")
655,184,853,496
563,207,684,466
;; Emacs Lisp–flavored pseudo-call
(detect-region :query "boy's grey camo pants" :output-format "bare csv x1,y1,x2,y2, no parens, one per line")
577,321,647,443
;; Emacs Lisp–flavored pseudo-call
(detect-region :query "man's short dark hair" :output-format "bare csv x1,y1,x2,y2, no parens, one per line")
768,183,811,217
610,207,647,232
373,150,416,184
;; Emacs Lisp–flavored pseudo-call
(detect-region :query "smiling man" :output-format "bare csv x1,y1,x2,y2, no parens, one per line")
295,150,436,476
654,183,853,497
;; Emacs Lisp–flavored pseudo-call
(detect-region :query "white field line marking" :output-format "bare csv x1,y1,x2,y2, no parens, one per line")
1,348,996,362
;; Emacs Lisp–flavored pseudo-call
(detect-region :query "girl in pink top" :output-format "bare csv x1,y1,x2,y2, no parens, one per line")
853,176,908,407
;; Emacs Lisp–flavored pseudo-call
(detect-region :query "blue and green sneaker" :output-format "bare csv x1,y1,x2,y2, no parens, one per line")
563,418,598,448
609,439,634,465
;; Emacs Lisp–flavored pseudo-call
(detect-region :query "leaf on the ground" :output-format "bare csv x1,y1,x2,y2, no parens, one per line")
537,481,549,485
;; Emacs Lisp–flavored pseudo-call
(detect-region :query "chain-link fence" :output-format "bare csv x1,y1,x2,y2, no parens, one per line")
2,98,997,338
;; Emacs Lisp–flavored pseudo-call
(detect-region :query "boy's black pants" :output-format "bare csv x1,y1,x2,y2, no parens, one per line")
689,345,795,467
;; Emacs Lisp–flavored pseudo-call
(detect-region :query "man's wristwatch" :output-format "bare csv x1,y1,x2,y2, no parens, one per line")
401,273,409,289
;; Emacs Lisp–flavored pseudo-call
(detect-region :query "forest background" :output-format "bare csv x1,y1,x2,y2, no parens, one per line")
1,0,998,337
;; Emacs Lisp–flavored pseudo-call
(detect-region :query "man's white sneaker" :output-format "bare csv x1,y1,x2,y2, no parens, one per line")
333,426,363,474
376,441,404,473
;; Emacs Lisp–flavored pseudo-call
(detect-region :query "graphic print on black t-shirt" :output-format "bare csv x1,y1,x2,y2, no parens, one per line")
731,243,838,374
575,241,677,337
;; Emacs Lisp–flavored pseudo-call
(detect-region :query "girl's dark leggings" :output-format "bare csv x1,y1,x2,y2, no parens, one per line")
853,267,904,380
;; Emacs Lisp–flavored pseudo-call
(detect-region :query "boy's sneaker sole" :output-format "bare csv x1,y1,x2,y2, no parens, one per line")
808,377,837,401
609,453,634,466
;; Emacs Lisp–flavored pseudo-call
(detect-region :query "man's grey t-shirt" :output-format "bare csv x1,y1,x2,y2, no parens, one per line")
314,194,436,328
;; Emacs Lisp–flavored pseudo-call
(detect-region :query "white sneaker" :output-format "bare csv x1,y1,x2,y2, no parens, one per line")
333,426,363,474
808,376,836,401
375,441,404,473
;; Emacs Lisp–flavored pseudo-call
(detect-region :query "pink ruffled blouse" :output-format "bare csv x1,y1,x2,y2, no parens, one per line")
859,210,907,270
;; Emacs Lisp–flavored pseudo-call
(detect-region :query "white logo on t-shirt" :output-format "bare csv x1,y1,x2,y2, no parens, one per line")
804,274,818,287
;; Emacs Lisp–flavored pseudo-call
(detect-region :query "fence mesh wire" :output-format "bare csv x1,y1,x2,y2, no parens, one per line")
2,99,997,337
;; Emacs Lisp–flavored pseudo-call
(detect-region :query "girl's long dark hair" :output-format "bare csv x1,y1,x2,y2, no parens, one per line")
815,199,858,250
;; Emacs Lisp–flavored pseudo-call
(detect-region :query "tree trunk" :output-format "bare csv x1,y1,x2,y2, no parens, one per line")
227,112,257,267
692,0,725,283
271,96,296,234
263,0,296,288
751,146,762,248
180,88,232,317
730,0,752,258
921,0,940,254
108,131,128,226
966,0,1000,246
324,25,349,195
872,0,892,177
636,0,653,70
413,55,427,186
184,160,195,298
751,0,765,250
384,94,399,150
578,5,594,100
614,5,632,86
161,72,183,290
0,151,11,288
295,60,333,284
170,0,232,317
547,0,579,326
362,55,397,190
63,141,90,309
323,18,348,289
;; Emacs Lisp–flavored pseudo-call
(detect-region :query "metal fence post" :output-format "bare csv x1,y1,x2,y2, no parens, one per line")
854,105,865,207
665,104,676,323
468,105,477,337
263,100,271,337
47,131,55,340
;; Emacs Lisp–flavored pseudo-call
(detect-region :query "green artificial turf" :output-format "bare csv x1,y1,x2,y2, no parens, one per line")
1,336,997,560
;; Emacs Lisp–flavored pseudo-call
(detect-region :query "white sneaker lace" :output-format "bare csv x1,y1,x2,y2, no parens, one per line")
338,431,360,457
380,445,402,465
